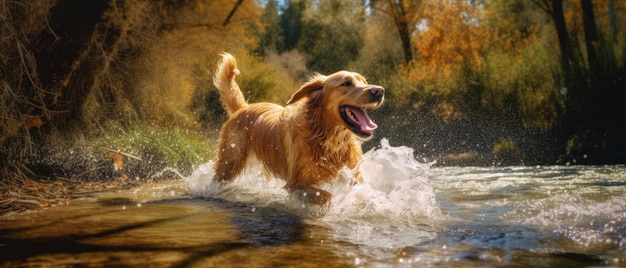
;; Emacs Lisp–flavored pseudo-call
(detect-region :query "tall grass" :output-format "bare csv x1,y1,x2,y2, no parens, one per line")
0,0,56,166
92,126,213,177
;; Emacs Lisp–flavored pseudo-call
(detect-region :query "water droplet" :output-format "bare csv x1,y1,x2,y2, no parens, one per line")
231,143,236,148
137,203,142,208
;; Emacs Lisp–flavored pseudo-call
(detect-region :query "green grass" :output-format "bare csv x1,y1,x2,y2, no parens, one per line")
92,126,214,176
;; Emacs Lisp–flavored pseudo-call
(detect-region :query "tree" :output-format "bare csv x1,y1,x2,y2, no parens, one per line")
296,0,366,73
371,0,423,64
1,0,264,174
280,0,306,51
531,0,578,86
408,1,491,86
580,0,599,82
531,0,626,156
258,0,285,54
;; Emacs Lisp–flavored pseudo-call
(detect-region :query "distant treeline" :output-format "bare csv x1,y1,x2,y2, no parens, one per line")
1,0,625,178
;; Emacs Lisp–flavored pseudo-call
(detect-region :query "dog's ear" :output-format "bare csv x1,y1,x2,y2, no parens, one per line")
287,73,326,104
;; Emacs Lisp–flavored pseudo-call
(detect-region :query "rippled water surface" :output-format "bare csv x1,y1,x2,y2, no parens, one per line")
2,139,625,267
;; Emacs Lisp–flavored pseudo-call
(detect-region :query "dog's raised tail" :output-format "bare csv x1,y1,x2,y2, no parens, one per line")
213,53,248,116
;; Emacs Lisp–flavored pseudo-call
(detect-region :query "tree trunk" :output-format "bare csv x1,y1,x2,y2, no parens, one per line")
608,0,617,43
580,0,598,81
551,0,574,85
387,0,413,64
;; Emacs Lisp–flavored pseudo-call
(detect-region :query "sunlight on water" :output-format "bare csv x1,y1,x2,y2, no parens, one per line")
183,142,626,266
432,165,626,261
3,147,625,267
510,171,626,249
185,138,443,247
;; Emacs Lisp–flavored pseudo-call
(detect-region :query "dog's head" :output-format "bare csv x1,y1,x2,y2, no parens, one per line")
287,71,384,140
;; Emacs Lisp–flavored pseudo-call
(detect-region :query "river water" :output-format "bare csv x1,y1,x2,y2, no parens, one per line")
1,139,625,267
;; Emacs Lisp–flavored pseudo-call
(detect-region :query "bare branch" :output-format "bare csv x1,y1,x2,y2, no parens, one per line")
223,0,244,26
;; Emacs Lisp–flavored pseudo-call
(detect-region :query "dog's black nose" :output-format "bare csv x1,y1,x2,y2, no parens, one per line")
369,86,385,97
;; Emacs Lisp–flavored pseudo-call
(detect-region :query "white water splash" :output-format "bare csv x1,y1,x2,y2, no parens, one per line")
518,192,626,248
319,139,441,247
185,138,442,246
186,159,288,206
325,139,439,220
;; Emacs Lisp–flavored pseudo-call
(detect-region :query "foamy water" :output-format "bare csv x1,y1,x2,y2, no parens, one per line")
185,139,626,263
185,138,442,247
431,165,626,252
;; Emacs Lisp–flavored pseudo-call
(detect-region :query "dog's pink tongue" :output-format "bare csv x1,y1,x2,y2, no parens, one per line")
350,108,377,133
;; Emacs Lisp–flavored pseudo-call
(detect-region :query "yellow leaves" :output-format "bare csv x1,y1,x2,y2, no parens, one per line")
101,147,141,172
407,1,492,83
433,102,463,123
108,152,124,171
23,117,43,129
519,88,560,130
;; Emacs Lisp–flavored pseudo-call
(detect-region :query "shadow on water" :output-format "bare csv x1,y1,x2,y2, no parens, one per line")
425,224,604,267
0,196,314,267
593,180,626,187
223,202,305,247
1,218,249,267
0,199,129,235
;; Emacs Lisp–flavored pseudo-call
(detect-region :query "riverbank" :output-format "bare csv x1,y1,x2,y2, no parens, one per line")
0,171,171,216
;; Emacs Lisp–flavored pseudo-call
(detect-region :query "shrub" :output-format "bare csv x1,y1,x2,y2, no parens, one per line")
493,138,522,165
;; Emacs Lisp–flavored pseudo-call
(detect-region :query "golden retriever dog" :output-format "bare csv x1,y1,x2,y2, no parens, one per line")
212,53,384,205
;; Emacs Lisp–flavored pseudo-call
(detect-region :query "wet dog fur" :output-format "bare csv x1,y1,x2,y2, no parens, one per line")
212,53,384,204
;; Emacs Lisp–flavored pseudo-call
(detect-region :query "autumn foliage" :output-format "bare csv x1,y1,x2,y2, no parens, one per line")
409,1,491,82
1,0,626,183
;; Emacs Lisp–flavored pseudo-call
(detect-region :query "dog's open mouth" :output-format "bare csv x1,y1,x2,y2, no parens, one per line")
340,105,377,139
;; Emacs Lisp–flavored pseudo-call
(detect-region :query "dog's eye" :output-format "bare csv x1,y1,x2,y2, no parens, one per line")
340,81,352,87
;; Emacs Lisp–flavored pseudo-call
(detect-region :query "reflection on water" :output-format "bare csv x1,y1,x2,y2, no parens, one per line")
1,140,625,267
0,186,348,267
